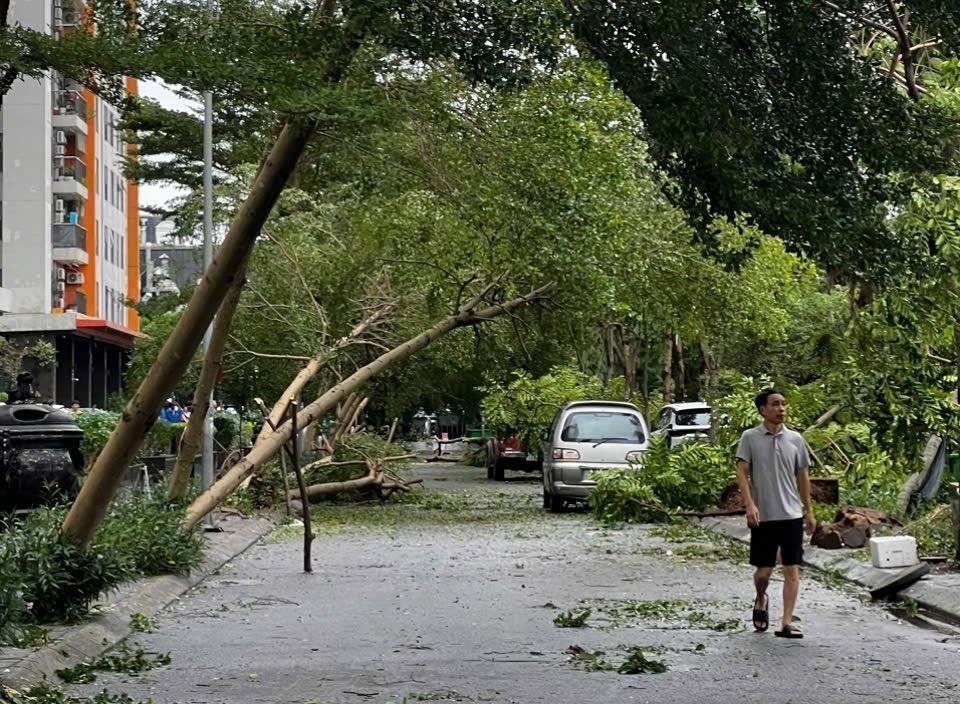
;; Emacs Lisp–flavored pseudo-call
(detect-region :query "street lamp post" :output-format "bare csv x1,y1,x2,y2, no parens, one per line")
201,0,217,529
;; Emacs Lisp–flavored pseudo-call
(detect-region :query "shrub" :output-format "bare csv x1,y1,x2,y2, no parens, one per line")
93,494,205,576
213,411,241,450
589,437,734,524
72,410,183,462
0,508,131,629
0,494,204,640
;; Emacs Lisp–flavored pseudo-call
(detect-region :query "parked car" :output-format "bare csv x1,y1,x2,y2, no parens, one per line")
541,400,650,512
651,402,711,448
486,437,541,481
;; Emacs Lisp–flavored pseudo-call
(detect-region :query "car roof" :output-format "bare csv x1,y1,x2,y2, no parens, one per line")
664,402,711,411
561,400,641,412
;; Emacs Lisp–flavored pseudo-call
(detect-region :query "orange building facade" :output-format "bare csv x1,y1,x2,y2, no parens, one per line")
0,0,141,406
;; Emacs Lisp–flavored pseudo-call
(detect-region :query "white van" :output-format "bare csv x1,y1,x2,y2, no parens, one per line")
541,400,649,512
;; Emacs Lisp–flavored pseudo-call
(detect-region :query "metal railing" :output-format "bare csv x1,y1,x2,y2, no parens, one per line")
55,90,87,120
53,156,87,183
53,223,87,250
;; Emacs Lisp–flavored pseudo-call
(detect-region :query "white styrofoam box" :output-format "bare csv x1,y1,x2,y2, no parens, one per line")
869,535,919,569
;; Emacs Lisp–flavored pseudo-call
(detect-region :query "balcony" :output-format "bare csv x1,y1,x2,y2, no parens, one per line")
52,157,88,201
52,223,89,266
67,291,88,316
52,90,88,135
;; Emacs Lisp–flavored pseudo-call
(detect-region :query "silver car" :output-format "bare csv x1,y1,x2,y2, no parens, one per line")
651,402,711,448
541,400,650,512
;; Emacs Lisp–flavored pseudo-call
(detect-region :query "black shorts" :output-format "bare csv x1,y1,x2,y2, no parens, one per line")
750,518,804,567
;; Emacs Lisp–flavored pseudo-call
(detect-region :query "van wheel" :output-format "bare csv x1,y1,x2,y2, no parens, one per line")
542,488,550,509
547,491,565,513
493,462,505,482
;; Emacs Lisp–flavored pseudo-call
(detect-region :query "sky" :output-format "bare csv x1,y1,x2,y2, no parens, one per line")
136,79,195,217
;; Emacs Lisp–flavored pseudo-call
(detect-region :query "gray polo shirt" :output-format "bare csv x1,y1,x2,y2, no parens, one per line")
736,424,810,523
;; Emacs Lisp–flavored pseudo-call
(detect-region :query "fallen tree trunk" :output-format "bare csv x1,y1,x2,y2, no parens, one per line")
183,282,553,527
169,258,250,500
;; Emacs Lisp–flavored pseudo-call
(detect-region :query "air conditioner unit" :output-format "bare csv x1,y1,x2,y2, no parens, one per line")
55,280,66,294
54,144,66,156
56,268,66,282
53,296,65,310
66,272,84,285
55,199,65,212
55,131,67,144
54,7,63,24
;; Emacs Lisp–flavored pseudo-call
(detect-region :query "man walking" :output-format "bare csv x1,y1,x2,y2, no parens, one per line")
735,388,815,638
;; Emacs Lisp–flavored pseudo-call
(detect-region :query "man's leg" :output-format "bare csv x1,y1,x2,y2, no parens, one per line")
754,567,772,601
782,565,799,627
779,518,804,630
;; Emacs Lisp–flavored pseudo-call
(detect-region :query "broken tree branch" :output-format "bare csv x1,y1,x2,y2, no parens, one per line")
183,282,553,527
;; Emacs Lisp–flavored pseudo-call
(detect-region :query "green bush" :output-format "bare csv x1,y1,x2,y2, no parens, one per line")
589,437,734,524
213,411,241,450
481,366,624,455
93,494,205,576
0,494,204,641
0,508,131,632
72,410,184,462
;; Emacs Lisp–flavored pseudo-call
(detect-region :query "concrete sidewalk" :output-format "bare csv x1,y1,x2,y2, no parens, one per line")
0,512,275,692
699,515,960,626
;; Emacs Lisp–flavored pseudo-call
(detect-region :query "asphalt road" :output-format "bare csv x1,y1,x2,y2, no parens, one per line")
67,463,960,704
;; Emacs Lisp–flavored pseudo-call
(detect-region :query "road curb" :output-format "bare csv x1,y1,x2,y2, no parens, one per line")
0,513,275,692
697,515,960,625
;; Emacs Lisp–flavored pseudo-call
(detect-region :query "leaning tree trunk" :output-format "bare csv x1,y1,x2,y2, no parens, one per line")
182,283,553,528
661,330,673,404
168,258,249,499
62,120,317,546
62,3,364,546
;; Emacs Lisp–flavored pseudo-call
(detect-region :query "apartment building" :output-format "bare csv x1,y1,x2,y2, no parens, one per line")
0,0,140,406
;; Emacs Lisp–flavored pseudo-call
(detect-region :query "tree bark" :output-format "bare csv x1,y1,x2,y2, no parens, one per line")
182,283,553,527
661,330,673,404
698,337,718,398
168,258,250,499
673,333,685,402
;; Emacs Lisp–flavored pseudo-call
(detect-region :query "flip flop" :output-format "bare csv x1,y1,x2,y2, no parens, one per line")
775,623,804,639
752,593,769,632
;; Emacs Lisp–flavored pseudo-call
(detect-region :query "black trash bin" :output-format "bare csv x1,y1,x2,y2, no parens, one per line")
0,404,85,512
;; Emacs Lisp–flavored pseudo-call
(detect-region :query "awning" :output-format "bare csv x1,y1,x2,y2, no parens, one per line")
75,317,143,349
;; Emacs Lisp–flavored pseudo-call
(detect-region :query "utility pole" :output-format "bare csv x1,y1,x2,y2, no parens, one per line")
201,0,217,530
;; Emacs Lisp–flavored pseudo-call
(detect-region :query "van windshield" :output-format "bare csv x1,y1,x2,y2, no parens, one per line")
560,411,646,444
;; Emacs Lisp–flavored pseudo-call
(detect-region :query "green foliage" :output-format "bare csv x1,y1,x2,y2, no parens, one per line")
573,1,959,280
72,410,183,463
553,608,591,628
93,494,205,576
0,508,130,630
56,644,171,684
481,366,617,454
0,495,202,641
589,438,734,524
4,683,150,704
212,412,241,450
128,613,156,633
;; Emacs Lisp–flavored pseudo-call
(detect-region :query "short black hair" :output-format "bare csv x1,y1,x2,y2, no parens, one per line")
754,388,784,411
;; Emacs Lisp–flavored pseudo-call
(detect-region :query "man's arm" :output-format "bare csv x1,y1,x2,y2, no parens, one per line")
796,467,815,534
735,459,759,528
